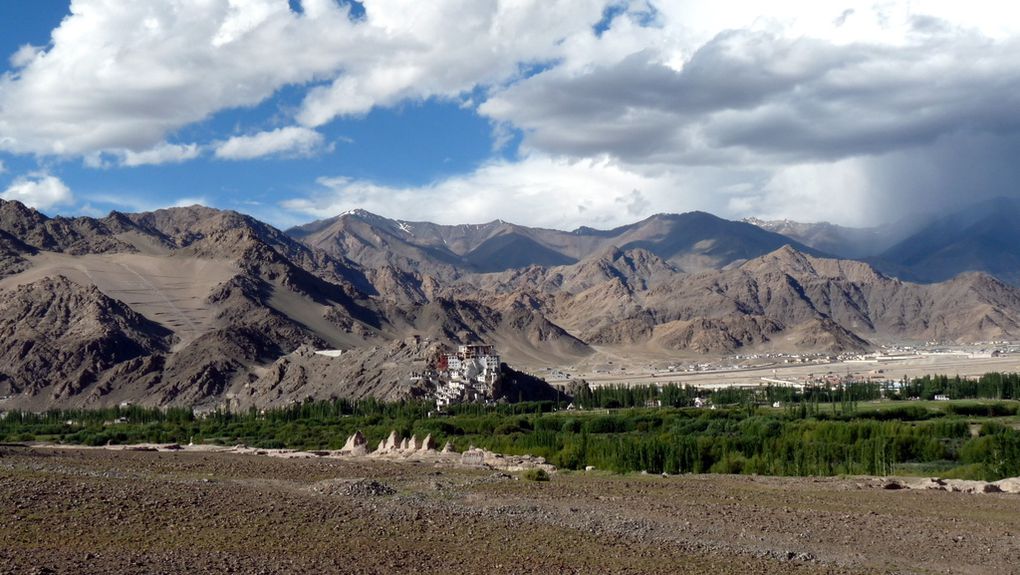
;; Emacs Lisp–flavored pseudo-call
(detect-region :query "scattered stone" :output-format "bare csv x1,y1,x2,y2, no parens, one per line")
343,479,395,497
312,478,395,497
8,446,1020,574
944,480,1002,494
994,477,1020,493
892,476,1017,494
910,477,946,491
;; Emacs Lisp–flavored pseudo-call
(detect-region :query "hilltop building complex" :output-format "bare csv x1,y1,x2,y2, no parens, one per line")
411,343,503,408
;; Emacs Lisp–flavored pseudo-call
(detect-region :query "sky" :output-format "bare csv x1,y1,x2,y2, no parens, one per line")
1,1,1019,230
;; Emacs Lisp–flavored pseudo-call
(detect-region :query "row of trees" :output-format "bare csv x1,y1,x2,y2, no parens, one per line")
899,373,1020,400
4,398,1019,480
573,372,1020,408
571,381,882,411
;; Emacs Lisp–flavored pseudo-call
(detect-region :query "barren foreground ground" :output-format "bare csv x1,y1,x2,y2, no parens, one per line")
2,447,1019,574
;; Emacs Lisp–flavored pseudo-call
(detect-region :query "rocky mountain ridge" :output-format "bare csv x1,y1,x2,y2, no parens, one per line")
289,209,824,278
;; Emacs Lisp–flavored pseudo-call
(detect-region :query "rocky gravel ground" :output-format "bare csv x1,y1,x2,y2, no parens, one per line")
2,446,1019,574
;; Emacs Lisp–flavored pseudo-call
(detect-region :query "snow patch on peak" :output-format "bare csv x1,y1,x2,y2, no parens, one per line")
340,208,387,221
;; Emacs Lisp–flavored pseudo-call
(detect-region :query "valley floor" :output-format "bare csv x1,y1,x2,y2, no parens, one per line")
562,352,1020,389
2,447,1019,574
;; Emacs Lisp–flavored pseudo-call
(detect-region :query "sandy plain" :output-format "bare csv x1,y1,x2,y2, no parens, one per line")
563,353,1020,389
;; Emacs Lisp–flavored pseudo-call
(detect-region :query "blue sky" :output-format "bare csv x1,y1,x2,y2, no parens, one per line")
0,2,506,227
2,1,1020,229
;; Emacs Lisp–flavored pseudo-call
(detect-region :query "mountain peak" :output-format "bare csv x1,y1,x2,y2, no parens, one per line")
595,244,625,261
340,208,390,221
742,244,889,283
742,244,813,271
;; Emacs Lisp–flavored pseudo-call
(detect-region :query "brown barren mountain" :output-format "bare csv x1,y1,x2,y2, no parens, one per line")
2,199,1020,409
447,245,1020,355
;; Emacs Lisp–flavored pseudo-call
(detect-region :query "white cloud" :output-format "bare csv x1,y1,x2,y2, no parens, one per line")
214,126,325,160
733,160,875,225
8,44,42,68
0,0,350,157
1,173,74,210
282,151,882,229
82,193,212,213
0,0,606,159
284,154,714,229
294,1,607,127
120,142,201,167
170,196,210,208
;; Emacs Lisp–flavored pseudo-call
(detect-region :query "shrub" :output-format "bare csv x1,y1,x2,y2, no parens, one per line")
494,422,524,435
560,418,582,433
522,468,550,481
941,463,986,480
945,403,1019,417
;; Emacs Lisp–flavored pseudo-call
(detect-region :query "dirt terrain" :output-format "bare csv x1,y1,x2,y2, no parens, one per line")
2,447,1019,574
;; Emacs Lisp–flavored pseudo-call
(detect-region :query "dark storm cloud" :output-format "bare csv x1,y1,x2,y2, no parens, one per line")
482,32,852,164
862,131,1020,218
481,26,1020,168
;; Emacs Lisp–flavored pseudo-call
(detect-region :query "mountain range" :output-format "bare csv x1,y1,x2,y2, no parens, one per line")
289,209,823,277
745,197,1020,285
2,197,1020,410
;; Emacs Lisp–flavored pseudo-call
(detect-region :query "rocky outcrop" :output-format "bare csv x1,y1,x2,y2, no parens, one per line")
459,447,555,473
0,199,135,257
885,476,1020,494
240,341,433,410
0,276,173,403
